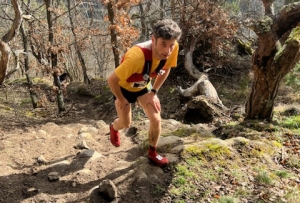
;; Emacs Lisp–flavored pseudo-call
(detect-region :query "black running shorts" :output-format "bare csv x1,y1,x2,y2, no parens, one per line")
113,87,149,103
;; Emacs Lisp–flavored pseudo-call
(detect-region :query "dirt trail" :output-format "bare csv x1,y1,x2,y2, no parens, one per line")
0,112,186,203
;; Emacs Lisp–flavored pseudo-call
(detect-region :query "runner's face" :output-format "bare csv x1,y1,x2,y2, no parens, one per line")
152,36,176,60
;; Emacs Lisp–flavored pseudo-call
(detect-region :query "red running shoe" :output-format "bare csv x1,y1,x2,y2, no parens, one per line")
110,123,120,147
148,151,169,167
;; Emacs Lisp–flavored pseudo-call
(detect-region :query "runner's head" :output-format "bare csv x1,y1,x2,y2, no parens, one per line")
152,19,181,41
151,19,181,60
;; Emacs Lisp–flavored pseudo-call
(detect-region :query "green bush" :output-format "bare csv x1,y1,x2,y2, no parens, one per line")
284,62,300,90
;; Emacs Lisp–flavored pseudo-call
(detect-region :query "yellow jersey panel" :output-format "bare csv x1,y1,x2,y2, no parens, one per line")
115,41,179,92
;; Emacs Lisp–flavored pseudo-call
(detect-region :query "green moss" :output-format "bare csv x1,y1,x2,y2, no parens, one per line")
151,184,165,195
169,164,200,200
256,16,273,33
280,115,300,129
275,27,300,62
237,38,254,55
25,111,35,117
270,140,282,148
217,196,239,203
205,143,231,156
255,171,273,185
172,128,196,137
232,138,279,160
32,77,51,85
176,165,195,177
274,170,290,179
286,26,300,43
183,141,231,161
173,176,186,187
225,121,239,126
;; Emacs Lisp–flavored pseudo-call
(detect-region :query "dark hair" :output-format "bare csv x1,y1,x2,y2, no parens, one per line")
152,19,182,40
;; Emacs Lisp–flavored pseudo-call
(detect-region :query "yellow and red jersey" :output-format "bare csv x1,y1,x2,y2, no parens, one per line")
115,40,179,92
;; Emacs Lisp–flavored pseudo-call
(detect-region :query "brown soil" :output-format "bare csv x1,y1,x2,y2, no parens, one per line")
0,78,197,203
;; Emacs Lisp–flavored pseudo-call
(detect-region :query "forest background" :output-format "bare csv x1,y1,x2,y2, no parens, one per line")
1,0,300,118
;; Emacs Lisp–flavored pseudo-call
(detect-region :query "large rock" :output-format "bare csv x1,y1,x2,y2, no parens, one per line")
98,179,118,200
183,95,225,124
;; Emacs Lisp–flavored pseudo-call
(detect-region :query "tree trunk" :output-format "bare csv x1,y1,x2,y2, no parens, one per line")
160,0,164,19
90,38,102,78
20,23,38,108
45,0,65,111
0,42,11,85
107,1,120,68
138,2,147,42
179,36,222,104
182,37,205,79
177,36,226,123
67,0,90,84
0,0,22,85
5,50,20,80
245,1,300,120
171,0,175,19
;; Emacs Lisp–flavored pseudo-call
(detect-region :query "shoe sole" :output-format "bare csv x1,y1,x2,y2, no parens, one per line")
148,157,168,167
111,142,120,147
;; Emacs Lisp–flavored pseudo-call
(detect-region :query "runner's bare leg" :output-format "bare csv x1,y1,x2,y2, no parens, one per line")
112,102,132,131
137,94,161,147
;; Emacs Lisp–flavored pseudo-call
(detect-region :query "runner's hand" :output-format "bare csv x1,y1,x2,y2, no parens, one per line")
148,92,161,112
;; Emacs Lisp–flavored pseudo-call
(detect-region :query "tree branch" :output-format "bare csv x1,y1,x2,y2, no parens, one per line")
2,0,22,43
273,2,300,38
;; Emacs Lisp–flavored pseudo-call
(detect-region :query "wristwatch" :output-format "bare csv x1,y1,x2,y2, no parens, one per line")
151,89,157,95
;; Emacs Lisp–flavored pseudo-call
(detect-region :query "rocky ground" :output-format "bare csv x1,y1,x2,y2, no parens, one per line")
0,79,209,203
0,75,299,203
0,114,195,203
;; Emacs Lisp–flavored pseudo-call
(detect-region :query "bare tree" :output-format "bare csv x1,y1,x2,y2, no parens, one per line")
20,20,39,108
137,1,147,42
176,0,236,111
103,0,140,69
44,0,65,111
67,0,90,84
107,1,120,68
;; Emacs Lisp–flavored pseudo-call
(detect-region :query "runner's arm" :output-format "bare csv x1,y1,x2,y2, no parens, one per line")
107,71,126,101
152,68,171,92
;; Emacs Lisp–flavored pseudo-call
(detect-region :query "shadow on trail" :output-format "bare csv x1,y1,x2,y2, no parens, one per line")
0,144,174,203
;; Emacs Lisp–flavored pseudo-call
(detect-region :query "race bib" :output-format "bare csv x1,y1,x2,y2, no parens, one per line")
131,81,148,88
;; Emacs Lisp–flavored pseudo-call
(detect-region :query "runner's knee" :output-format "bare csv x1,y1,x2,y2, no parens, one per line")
149,115,161,127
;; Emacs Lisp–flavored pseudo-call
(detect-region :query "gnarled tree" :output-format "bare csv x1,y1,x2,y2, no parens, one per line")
245,1,300,120
175,0,237,123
